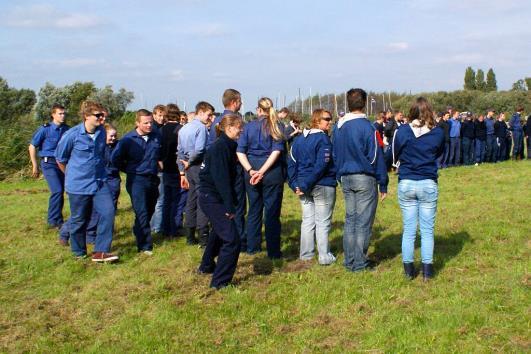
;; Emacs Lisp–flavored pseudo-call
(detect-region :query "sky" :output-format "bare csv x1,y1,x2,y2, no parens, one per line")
1,0,530,112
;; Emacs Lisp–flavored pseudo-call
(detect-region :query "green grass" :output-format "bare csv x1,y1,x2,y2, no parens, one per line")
1,161,530,352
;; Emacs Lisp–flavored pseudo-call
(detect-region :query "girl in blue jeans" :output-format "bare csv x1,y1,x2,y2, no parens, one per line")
392,97,445,280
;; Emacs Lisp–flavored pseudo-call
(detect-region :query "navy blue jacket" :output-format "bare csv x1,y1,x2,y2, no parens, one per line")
332,113,388,193
104,142,120,179
494,120,508,139
287,129,336,194
111,129,161,176
509,113,523,132
392,124,445,182
474,120,487,141
199,133,238,214
461,120,475,139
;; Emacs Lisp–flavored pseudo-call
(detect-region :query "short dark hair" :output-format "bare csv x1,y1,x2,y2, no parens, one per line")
516,105,524,112
346,88,367,112
279,107,290,114
166,103,180,122
51,104,65,115
136,109,152,122
195,101,215,114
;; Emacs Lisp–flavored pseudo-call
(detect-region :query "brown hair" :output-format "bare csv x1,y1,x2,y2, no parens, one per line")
310,109,332,129
166,103,180,122
51,104,65,116
288,112,302,124
347,88,367,112
104,122,117,132
135,109,152,122
516,105,524,112
79,101,105,120
215,113,243,137
195,101,215,114
408,97,436,129
258,97,283,141
279,107,290,115
222,89,241,108
152,104,168,115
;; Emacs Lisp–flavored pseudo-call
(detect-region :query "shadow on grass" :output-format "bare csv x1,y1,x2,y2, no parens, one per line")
371,230,471,271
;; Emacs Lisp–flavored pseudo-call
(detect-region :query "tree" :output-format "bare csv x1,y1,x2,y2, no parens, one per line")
475,69,486,91
0,77,36,120
511,79,527,91
486,68,497,91
87,86,134,120
464,67,476,90
525,77,531,91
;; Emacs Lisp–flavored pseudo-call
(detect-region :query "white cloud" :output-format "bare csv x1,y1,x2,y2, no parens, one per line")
4,4,103,29
36,58,106,68
184,23,229,37
169,70,184,81
387,42,409,51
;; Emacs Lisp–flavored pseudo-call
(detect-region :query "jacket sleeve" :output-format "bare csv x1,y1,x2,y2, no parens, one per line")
110,138,127,172
286,145,299,192
299,136,332,193
371,131,388,193
54,131,74,164
210,146,236,214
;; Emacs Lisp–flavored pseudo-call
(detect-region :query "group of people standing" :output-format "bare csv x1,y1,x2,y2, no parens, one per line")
29,88,527,289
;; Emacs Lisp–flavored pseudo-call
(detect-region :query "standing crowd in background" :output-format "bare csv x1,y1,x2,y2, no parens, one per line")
28,89,530,289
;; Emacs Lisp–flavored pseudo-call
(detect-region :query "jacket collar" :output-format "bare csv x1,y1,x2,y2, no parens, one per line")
337,113,366,129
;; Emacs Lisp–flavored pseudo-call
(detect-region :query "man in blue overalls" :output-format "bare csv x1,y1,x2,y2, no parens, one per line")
29,104,70,229
112,109,161,255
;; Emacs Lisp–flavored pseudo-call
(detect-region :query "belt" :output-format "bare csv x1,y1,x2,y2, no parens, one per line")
42,157,56,163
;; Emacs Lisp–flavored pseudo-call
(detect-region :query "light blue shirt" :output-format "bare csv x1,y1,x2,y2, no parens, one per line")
177,118,207,172
55,123,107,195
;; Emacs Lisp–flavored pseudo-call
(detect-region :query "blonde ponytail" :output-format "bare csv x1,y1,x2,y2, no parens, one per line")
258,97,283,141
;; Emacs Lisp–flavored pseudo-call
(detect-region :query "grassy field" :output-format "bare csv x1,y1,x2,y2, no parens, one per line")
0,161,529,353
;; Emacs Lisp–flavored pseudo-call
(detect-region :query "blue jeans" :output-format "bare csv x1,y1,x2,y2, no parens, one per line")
150,172,164,232
341,174,378,271
299,185,336,264
41,159,65,226
475,139,486,163
448,137,460,166
398,179,438,264
67,182,115,257
162,173,186,236
512,130,523,158
198,192,240,288
126,174,159,251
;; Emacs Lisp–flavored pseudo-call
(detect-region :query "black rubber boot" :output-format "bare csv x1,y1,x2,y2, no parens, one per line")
198,227,209,248
186,227,197,245
403,262,416,280
422,263,434,281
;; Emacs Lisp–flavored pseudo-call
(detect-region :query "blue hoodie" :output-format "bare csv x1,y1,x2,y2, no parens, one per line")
332,113,388,193
392,123,445,182
287,129,336,193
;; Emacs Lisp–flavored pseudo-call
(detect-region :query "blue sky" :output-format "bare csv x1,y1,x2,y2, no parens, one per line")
1,0,530,111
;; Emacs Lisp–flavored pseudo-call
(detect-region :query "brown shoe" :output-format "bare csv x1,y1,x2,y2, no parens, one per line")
91,252,119,263
58,238,69,247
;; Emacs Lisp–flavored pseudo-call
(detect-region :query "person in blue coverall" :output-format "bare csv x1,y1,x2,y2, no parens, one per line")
29,104,69,228
55,101,118,262
236,97,285,259
111,109,161,255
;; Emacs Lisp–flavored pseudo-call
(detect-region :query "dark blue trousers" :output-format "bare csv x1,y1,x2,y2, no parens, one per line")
198,193,240,288
485,135,497,162
86,178,121,243
512,130,523,158
41,159,65,226
496,137,507,162
126,174,159,252
234,164,247,250
67,183,115,257
475,139,486,163
449,137,461,166
162,173,186,236
462,137,474,165
244,179,283,258
437,142,449,168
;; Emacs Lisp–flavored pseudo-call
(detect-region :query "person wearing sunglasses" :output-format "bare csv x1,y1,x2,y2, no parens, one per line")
55,101,118,262
287,109,337,265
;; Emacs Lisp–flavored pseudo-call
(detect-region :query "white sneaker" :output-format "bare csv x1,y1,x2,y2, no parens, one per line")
474,163,479,166
142,250,153,256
